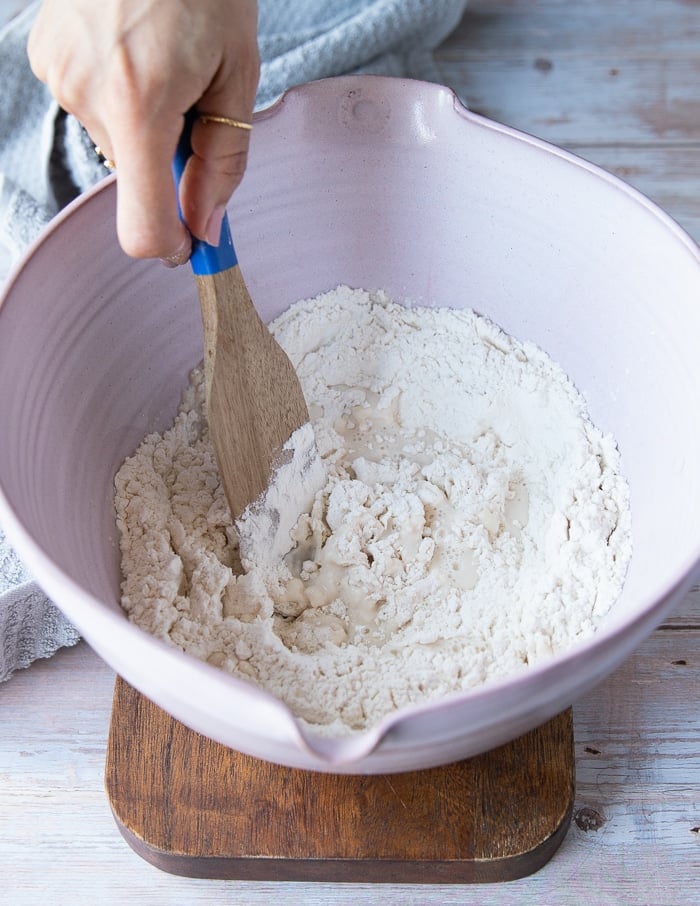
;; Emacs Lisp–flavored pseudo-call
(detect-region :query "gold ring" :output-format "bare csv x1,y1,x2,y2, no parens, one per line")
198,113,253,131
94,146,116,170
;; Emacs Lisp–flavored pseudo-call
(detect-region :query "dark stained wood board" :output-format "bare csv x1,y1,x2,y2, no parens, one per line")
105,677,574,883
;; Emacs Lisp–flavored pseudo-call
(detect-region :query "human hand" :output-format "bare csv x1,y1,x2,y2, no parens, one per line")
28,0,260,265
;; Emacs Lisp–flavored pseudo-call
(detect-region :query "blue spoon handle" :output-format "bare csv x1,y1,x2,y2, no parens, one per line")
172,109,238,275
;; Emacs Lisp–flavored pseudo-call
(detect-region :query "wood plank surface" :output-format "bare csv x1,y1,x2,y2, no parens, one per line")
440,55,700,144
435,0,700,242
2,0,700,902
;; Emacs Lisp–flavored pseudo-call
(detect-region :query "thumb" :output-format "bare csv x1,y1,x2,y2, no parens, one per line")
110,115,192,263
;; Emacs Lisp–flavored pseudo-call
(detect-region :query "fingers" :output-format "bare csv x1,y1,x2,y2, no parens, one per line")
27,0,261,264
179,42,260,245
101,39,260,261
181,115,253,246
30,2,191,263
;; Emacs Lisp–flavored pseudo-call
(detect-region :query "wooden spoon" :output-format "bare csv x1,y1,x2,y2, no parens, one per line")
173,113,310,521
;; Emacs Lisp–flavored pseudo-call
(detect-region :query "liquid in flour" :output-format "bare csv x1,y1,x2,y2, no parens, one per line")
114,286,632,736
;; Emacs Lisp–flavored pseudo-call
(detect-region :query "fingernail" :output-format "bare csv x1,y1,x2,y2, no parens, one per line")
160,234,192,268
205,205,226,247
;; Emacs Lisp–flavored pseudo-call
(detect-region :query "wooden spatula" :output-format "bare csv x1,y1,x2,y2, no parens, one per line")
173,114,310,522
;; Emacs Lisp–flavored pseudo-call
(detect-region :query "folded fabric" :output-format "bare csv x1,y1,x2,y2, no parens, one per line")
0,0,468,682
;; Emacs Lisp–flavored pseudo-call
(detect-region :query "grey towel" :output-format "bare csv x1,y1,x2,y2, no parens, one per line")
0,0,468,682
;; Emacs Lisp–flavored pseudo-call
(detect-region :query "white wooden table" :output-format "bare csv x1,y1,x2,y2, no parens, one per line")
2,1,700,902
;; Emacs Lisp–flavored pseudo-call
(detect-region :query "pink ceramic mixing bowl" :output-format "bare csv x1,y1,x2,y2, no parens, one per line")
2,76,700,772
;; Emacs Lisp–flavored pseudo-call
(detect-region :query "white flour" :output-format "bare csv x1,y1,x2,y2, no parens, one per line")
114,286,632,736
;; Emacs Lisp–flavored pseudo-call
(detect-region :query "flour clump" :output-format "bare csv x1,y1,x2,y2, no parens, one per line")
114,286,632,736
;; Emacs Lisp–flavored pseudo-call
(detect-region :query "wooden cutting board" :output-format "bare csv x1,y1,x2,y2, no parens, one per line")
105,677,574,883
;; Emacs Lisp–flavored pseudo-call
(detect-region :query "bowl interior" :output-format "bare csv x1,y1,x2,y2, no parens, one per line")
1,76,700,767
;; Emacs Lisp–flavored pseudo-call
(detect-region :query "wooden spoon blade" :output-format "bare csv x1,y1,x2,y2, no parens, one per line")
196,266,311,521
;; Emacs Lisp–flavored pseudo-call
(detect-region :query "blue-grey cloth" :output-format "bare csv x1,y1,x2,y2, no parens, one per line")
0,0,468,682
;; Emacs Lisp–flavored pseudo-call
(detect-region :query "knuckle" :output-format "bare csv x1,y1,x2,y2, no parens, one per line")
221,42,261,104
207,149,249,195
119,234,157,260
117,223,167,260
222,148,249,182
103,50,149,115
41,56,90,115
